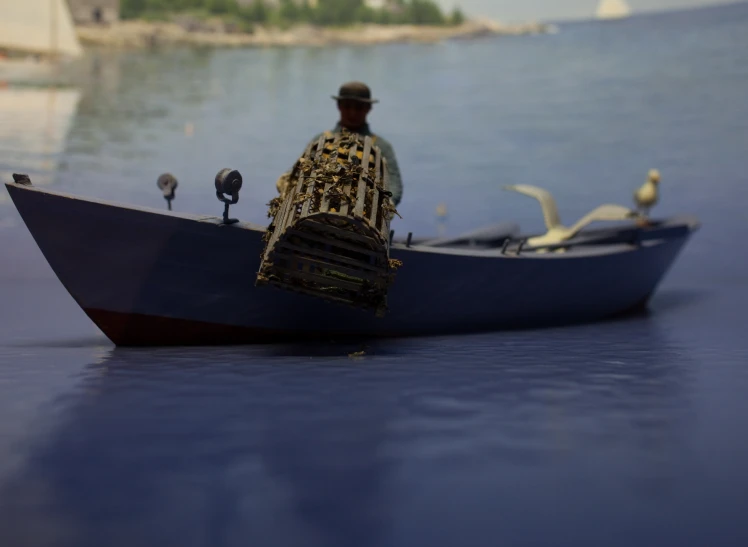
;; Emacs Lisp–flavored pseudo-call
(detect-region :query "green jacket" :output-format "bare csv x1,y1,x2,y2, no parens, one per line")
302,123,403,206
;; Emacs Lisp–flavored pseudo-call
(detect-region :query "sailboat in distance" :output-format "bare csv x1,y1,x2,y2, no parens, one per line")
0,0,84,84
595,0,632,21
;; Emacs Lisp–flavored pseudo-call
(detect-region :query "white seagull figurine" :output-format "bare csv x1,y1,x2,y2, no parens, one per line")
503,184,637,248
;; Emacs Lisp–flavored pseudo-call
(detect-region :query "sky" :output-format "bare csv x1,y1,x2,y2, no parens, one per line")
436,0,738,22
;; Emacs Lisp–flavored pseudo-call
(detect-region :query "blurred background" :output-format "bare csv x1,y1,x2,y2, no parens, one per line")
1,1,747,546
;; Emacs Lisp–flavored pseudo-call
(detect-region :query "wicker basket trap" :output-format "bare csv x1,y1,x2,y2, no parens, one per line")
257,130,401,316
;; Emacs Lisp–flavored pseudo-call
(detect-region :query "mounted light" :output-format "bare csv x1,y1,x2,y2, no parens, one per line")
156,173,178,210
215,168,243,225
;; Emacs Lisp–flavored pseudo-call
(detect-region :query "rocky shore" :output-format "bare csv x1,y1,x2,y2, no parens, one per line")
76,18,550,49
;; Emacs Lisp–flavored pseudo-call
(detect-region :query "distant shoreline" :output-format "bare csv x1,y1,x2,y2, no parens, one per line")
75,19,551,50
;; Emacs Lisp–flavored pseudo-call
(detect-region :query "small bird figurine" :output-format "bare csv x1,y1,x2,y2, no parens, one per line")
634,169,660,219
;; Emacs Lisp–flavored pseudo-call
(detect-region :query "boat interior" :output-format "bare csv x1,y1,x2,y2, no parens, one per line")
393,218,676,253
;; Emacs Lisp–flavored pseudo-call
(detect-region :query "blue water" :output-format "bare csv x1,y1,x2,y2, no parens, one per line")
1,3,748,546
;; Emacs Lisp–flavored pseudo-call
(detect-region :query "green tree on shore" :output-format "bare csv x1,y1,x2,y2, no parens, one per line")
449,6,465,25
407,0,444,25
207,0,234,14
119,0,464,27
244,0,269,23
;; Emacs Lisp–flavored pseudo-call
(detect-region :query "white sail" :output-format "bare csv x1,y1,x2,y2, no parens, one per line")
595,0,632,20
0,0,83,58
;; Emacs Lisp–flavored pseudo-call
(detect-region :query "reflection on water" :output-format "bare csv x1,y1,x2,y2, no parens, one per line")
0,318,706,547
0,86,81,188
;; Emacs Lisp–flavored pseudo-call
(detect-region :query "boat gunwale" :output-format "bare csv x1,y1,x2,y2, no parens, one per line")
4,181,699,261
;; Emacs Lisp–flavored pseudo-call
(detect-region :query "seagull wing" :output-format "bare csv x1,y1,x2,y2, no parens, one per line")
567,204,637,238
503,184,562,231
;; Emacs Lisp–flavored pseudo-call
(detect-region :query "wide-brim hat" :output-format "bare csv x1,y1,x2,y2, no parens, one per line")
331,81,379,104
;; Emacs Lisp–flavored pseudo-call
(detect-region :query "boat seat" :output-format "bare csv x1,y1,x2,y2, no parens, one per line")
413,222,521,248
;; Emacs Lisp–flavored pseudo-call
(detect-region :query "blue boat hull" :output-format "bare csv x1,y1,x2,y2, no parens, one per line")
5,182,699,346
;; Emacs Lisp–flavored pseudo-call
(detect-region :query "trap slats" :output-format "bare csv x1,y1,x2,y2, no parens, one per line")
350,138,371,218
370,150,383,229
282,268,363,292
370,156,385,230
338,143,358,218
353,169,367,218
303,219,383,248
299,169,314,218
314,133,327,160
284,228,382,259
318,136,339,214
276,241,383,272
319,181,334,214
272,251,384,283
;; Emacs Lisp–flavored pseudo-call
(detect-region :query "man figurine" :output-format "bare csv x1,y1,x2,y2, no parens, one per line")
276,81,403,206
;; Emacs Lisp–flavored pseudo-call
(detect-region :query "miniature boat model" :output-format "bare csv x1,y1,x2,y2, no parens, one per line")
4,178,699,346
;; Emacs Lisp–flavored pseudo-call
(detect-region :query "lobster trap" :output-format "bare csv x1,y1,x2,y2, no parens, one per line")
257,130,401,316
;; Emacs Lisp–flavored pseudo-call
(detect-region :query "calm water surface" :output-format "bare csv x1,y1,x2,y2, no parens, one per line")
1,4,747,546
